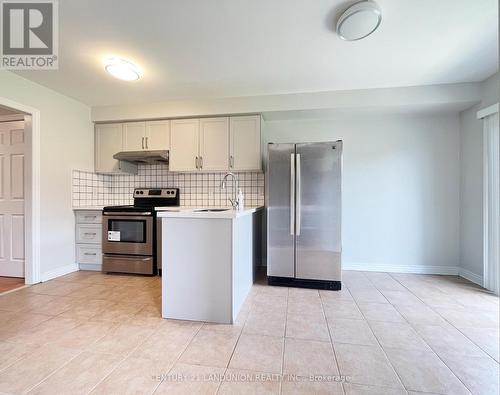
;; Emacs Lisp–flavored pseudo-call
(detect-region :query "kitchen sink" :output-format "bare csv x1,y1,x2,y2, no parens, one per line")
194,208,231,212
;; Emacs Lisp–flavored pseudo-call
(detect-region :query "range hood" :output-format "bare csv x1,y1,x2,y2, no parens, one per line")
113,150,169,165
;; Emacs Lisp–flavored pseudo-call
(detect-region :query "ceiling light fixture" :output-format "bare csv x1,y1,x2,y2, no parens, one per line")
336,0,382,41
104,58,141,81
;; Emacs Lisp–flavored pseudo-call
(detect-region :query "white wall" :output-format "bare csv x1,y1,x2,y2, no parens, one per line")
264,113,461,273
0,71,93,281
459,72,499,283
91,82,480,122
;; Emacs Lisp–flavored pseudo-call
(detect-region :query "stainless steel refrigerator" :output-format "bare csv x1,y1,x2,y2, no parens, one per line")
266,141,342,290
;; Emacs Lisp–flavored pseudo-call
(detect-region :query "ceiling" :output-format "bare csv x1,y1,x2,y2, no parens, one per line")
14,0,498,107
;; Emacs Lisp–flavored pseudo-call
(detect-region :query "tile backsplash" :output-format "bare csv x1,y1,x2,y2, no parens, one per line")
72,165,265,208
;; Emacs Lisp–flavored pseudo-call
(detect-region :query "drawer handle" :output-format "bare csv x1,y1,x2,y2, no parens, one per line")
84,216,96,220
83,232,97,236
84,252,97,256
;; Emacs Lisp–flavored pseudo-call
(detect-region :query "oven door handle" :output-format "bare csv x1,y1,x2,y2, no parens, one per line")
103,212,151,216
104,255,152,261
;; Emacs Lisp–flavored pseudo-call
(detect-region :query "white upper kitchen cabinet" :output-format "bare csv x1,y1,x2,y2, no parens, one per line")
230,115,261,171
95,123,123,173
146,120,170,151
170,118,200,171
95,123,137,174
123,121,146,151
123,120,170,151
199,117,229,171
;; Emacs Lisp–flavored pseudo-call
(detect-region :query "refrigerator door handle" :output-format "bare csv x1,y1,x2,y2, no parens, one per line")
296,153,301,236
290,153,295,235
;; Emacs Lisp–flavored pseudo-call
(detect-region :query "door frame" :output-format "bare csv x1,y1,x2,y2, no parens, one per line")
0,97,41,285
478,103,499,294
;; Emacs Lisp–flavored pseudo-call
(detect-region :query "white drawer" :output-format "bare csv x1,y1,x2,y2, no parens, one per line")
76,224,102,244
76,245,102,264
75,211,102,224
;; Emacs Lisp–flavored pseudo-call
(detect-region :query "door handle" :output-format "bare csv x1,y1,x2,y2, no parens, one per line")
141,137,144,150
296,153,301,236
290,153,295,236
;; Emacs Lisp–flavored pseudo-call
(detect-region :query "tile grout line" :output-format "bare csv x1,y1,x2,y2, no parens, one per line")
87,319,181,395
22,347,86,394
213,307,249,395
385,272,478,394
277,287,289,395
345,272,409,394
318,288,347,395
150,322,204,395
226,283,279,391
389,272,499,364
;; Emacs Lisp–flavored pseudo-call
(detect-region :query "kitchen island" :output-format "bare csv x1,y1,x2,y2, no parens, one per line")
158,206,263,324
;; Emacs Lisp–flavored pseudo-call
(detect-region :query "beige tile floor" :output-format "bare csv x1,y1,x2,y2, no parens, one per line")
0,269,498,394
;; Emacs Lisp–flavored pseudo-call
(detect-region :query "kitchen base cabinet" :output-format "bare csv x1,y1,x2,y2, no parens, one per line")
160,208,262,324
74,210,102,271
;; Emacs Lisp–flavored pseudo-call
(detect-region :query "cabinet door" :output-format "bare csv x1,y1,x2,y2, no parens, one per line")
95,123,123,173
230,115,261,171
146,120,170,151
123,122,146,151
199,117,229,171
170,119,200,171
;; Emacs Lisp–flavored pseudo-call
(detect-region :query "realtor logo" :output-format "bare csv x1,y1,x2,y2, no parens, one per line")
0,0,58,69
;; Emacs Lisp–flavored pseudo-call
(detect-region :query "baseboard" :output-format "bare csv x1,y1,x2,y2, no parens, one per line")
343,262,460,275
41,263,79,282
458,268,483,286
262,262,484,284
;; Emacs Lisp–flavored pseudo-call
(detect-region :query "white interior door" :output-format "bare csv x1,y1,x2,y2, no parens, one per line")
0,120,25,277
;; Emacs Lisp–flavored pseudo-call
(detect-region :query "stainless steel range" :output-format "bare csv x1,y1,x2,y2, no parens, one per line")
102,188,179,275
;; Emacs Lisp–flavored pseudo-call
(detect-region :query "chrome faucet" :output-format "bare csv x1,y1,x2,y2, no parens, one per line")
221,172,239,209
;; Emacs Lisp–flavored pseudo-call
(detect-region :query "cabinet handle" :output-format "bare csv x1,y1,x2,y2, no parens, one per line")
84,252,97,256
199,156,203,169
230,155,234,168
195,156,199,169
141,137,144,149
83,232,97,236
145,137,149,149
84,216,96,220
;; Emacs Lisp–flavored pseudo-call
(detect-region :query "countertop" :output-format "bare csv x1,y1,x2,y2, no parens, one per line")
156,206,263,219
72,206,104,211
